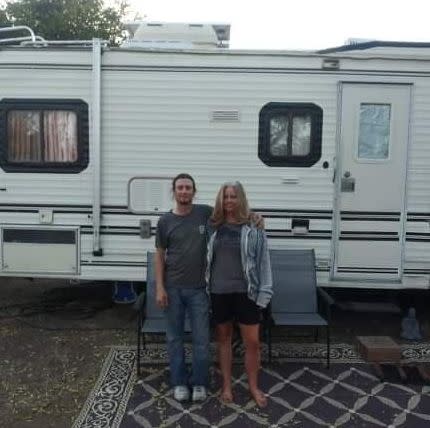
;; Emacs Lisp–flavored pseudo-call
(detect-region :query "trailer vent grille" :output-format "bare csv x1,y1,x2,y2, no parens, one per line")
211,110,240,122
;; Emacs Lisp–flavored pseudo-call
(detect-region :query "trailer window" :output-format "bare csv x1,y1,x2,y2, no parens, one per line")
358,103,391,160
0,99,88,173
258,103,322,167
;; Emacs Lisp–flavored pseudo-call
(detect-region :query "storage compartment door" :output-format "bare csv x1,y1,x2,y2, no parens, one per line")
1,228,78,274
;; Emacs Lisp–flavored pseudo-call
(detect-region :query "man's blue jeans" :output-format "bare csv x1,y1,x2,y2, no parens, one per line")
165,287,210,387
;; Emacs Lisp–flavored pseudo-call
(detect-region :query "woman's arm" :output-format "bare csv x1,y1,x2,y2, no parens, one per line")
256,230,273,308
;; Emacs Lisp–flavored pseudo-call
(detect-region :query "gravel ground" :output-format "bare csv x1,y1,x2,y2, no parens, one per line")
0,278,136,428
1,277,429,428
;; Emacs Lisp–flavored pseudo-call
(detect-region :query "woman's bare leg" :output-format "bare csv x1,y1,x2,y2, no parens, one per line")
216,322,234,403
239,323,267,408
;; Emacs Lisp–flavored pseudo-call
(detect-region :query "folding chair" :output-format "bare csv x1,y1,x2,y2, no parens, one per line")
267,249,334,367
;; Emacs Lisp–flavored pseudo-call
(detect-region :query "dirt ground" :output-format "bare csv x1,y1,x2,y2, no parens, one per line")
1,277,429,428
0,278,136,428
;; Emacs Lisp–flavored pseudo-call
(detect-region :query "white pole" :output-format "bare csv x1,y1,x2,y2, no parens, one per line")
91,38,102,256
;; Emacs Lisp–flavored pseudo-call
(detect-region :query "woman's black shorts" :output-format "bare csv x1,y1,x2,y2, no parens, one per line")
211,292,261,325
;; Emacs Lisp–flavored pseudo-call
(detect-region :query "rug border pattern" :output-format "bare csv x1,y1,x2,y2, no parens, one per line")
73,343,430,428
72,346,136,428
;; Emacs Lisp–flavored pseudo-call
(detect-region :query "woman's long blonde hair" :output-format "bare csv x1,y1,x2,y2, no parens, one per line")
210,181,250,227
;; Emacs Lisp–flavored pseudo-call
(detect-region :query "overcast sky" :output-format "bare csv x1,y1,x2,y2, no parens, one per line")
123,0,430,50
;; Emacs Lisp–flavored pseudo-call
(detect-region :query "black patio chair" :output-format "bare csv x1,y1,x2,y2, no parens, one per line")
136,252,191,376
266,249,334,367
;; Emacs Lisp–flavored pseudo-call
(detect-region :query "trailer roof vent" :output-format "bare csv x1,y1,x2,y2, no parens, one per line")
122,22,230,49
211,110,240,122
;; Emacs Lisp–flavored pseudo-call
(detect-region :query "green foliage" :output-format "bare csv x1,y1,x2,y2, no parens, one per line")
0,6,10,27
2,0,128,45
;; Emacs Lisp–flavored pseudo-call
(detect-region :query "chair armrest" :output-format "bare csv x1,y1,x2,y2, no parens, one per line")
261,303,273,327
318,288,335,305
317,288,335,321
134,291,147,332
133,291,146,312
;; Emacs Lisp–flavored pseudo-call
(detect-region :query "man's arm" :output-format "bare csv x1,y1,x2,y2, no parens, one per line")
154,247,168,308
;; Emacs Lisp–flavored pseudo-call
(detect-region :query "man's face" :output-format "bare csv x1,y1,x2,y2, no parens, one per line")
173,178,195,206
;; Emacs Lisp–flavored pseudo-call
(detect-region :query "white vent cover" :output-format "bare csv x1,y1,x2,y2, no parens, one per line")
128,177,173,213
211,110,240,122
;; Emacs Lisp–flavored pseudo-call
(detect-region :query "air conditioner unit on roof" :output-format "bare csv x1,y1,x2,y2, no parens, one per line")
122,22,230,49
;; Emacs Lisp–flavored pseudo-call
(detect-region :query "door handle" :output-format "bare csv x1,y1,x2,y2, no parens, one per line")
341,173,355,192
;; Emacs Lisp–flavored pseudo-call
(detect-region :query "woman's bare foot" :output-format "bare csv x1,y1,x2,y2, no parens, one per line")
220,388,233,404
250,388,267,408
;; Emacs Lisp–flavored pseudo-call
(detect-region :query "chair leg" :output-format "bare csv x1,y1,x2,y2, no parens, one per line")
326,325,330,369
268,324,272,364
137,318,141,377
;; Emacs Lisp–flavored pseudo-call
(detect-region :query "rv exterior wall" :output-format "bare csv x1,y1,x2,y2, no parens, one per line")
0,47,428,287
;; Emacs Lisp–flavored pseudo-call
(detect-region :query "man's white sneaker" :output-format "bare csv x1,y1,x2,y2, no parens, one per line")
173,385,190,402
192,386,207,402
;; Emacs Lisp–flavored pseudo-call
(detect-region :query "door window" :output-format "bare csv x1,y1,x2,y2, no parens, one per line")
357,103,391,160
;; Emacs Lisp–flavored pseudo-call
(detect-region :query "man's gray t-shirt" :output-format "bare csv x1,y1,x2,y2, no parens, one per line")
210,223,248,294
155,204,212,288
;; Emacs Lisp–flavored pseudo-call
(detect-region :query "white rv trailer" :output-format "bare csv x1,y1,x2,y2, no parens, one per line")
0,24,429,290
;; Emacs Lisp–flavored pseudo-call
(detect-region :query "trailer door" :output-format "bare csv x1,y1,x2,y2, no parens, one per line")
333,83,411,281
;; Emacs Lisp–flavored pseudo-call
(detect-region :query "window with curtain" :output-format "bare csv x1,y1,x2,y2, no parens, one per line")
8,110,78,163
0,99,88,173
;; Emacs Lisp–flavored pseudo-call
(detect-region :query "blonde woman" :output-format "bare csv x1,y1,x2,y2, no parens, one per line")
206,181,273,408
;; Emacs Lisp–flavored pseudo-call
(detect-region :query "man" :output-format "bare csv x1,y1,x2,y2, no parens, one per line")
155,173,212,402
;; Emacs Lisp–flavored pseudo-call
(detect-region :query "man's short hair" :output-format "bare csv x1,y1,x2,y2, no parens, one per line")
172,173,196,192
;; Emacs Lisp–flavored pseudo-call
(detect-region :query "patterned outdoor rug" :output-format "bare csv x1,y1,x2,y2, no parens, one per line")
73,343,430,428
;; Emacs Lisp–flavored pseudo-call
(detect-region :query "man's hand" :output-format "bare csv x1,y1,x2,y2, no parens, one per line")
249,212,265,229
156,286,168,308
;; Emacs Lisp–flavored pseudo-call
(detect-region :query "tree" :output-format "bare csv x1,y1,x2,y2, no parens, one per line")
0,5,10,27
2,0,128,45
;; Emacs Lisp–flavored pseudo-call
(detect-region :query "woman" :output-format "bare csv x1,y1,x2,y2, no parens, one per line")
206,181,273,408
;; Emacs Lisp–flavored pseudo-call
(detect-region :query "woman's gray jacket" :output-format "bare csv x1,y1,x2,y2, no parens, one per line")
205,224,273,308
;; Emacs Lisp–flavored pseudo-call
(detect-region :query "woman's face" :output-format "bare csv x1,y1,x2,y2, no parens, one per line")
223,186,239,215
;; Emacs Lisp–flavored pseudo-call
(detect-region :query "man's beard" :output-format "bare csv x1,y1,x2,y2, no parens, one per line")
176,198,193,206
